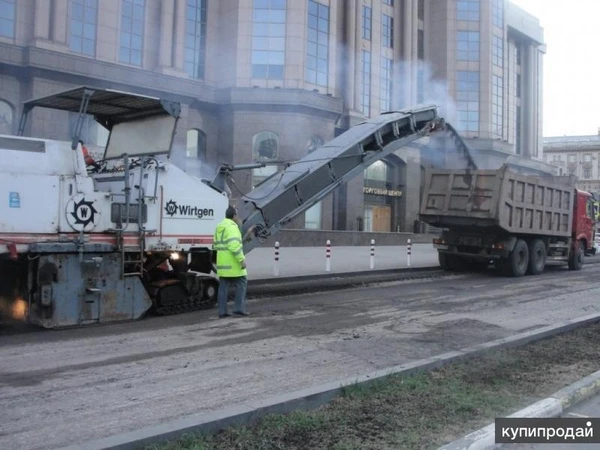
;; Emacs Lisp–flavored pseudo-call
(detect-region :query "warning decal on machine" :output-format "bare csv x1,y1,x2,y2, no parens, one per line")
66,194,101,232
164,199,214,220
9,192,20,208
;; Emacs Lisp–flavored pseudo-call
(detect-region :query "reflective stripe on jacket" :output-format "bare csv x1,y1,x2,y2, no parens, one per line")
213,218,247,277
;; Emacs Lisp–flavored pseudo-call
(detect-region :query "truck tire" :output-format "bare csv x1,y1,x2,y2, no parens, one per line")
507,239,529,277
439,252,452,271
527,239,546,275
439,253,466,271
568,240,584,271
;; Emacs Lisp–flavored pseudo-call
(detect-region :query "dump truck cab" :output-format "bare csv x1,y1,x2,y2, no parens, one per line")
574,189,597,255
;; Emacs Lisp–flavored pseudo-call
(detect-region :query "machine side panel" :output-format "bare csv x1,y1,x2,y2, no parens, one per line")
28,253,152,329
0,173,60,234
149,164,229,250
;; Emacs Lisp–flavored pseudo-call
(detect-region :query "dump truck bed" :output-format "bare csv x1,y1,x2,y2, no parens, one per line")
419,165,575,237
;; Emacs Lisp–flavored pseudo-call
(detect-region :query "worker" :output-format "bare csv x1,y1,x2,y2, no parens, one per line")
79,139,100,170
213,205,249,318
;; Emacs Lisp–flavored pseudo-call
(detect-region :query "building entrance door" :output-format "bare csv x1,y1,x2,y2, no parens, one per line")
372,205,391,232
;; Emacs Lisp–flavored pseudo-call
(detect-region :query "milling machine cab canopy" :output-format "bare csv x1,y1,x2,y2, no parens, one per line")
17,86,181,160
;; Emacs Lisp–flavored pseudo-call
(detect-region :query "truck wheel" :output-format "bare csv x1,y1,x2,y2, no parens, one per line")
568,240,584,271
439,252,452,271
508,239,529,277
439,253,465,271
527,239,546,275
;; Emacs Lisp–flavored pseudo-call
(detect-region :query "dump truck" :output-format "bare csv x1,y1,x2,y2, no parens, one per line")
419,165,597,276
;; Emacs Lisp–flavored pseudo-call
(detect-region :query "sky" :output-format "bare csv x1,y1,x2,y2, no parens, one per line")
509,0,600,137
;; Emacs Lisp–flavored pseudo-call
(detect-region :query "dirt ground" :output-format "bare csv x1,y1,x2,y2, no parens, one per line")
148,321,600,450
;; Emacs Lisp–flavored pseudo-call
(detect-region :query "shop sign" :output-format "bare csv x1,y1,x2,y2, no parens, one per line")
363,187,403,197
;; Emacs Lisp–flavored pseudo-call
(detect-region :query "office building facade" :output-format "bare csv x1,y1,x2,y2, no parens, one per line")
0,0,553,232
544,132,600,197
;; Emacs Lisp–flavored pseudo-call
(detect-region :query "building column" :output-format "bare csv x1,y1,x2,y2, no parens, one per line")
345,0,357,111
53,0,68,45
158,0,175,69
402,0,413,108
34,0,51,41
410,0,419,104
525,43,536,158
405,153,421,231
353,0,361,114
173,0,186,72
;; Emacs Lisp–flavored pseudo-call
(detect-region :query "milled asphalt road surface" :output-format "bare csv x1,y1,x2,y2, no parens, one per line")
2,262,600,449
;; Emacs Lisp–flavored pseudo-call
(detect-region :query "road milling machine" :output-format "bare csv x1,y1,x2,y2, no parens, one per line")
0,86,475,329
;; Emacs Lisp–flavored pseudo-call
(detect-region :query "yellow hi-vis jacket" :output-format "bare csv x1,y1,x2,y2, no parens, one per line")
213,218,247,277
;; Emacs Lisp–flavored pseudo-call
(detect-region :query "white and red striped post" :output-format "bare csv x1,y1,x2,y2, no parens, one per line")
370,239,375,269
274,241,280,276
407,238,412,267
325,240,331,272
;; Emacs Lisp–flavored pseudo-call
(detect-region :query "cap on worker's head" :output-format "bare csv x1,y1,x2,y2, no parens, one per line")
226,205,237,219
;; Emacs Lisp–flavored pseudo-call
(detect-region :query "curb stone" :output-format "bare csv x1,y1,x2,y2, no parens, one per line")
437,370,600,450
54,313,600,450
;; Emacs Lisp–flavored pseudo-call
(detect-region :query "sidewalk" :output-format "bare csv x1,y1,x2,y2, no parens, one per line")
244,244,440,280
504,392,600,449
439,364,600,450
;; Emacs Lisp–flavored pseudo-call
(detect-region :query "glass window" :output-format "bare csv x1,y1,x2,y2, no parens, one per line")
119,0,145,66
382,0,393,5
252,131,279,161
456,31,479,61
306,135,324,153
380,57,393,112
457,0,479,21
515,106,521,154
584,168,591,179
492,75,503,138
252,165,278,189
68,113,108,147
0,100,13,134
186,129,207,161
306,0,329,87
252,0,286,79
492,34,503,68
0,0,15,38
363,207,373,232
456,71,479,133
362,5,371,40
365,160,388,181
492,0,504,28
361,50,371,116
418,0,424,21
382,14,393,48
185,0,207,79
70,0,97,56
305,202,321,229
417,64,425,103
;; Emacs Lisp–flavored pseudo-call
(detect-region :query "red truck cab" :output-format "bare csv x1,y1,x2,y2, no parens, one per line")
573,189,596,255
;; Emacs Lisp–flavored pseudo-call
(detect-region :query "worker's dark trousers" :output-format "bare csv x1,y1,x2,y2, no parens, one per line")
217,276,248,315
